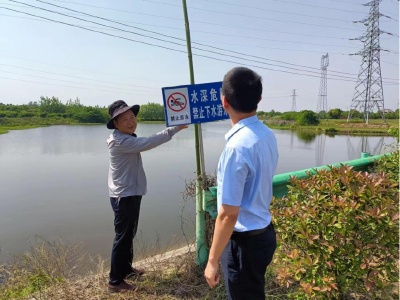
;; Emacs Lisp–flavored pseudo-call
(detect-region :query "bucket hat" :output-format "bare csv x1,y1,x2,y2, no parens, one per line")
107,100,140,129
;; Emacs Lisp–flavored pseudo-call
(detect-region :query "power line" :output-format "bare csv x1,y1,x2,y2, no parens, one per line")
0,75,160,96
258,0,369,14
0,53,175,84
0,7,357,41
3,1,370,40
31,0,360,49
166,0,355,23
47,0,368,18
0,68,161,93
192,39,349,55
3,3,365,81
329,0,365,4
0,63,161,90
9,0,193,48
2,6,398,85
298,95,350,107
381,60,399,65
31,0,399,81
0,12,359,56
0,11,359,56
31,0,400,29
143,0,366,31
0,7,189,54
194,40,398,80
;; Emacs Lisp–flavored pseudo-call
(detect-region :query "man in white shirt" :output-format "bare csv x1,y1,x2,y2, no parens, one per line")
205,68,279,300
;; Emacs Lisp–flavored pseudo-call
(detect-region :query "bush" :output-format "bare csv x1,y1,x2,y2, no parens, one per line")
372,151,399,183
297,110,320,126
73,107,107,123
137,102,165,121
19,112,36,118
39,96,66,114
327,108,342,119
385,110,399,119
0,111,18,118
46,113,62,119
325,128,338,134
388,128,399,143
271,164,399,299
280,111,300,121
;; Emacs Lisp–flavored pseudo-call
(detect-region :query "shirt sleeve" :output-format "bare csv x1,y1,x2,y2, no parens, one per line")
120,126,180,153
219,147,249,207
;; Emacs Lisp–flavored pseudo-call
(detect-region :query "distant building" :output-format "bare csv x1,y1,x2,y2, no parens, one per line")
383,109,394,114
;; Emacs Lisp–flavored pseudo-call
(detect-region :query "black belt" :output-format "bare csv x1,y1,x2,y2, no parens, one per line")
231,223,272,238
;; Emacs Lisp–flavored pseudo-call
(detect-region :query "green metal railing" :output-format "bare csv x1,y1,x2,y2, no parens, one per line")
196,152,390,265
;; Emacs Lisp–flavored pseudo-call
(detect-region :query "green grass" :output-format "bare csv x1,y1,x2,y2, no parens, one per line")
265,118,399,135
0,125,51,135
0,117,167,134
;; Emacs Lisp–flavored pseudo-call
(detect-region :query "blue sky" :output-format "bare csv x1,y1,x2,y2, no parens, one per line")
0,0,398,112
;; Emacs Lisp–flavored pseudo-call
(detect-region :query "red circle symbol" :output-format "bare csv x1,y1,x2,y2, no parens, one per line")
167,92,187,112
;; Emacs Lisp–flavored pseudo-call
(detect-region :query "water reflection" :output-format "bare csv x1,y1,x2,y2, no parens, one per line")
296,131,317,144
315,134,326,167
346,136,385,159
0,124,396,262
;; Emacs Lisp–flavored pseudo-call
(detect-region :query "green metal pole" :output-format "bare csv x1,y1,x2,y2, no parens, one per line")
181,0,208,265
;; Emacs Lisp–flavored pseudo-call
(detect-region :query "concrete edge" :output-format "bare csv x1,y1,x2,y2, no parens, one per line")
133,244,195,268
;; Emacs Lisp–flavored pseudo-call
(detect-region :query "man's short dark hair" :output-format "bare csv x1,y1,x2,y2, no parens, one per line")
222,67,263,113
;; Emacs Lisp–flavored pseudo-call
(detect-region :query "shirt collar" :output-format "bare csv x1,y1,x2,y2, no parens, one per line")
113,129,137,139
225,115,259,141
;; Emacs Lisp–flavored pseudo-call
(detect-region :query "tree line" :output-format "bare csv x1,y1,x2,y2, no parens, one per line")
1,97,397,126
257,108,399,120
0,97,166,123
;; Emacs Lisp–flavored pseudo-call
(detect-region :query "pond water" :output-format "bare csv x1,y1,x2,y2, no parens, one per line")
0,121,395,262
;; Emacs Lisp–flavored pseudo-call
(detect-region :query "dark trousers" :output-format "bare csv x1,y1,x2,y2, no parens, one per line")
109,196,142,285
220,223,277,300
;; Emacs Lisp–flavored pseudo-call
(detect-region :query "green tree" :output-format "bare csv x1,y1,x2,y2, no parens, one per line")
268,109,277,117
280,111,300,121
327,108,342,119
66,97,83,108
349,109,363,119
39,96,66,114
256,111,265,117
27,101,39,107
297,110,320,126
137,102,165,121
73,107,107,123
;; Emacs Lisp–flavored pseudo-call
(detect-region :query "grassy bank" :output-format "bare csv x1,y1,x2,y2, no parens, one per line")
0,118,166,135
1,152,398,300
0,101,167,134
0,237,290,300
265,118,399,135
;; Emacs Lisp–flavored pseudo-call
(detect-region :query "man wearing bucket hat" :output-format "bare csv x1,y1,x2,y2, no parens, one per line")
106,100,188,293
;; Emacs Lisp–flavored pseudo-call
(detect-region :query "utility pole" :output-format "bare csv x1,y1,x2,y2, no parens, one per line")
291,89,297,112
348,0,391,124
316,53,329,119
181,0,208,265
